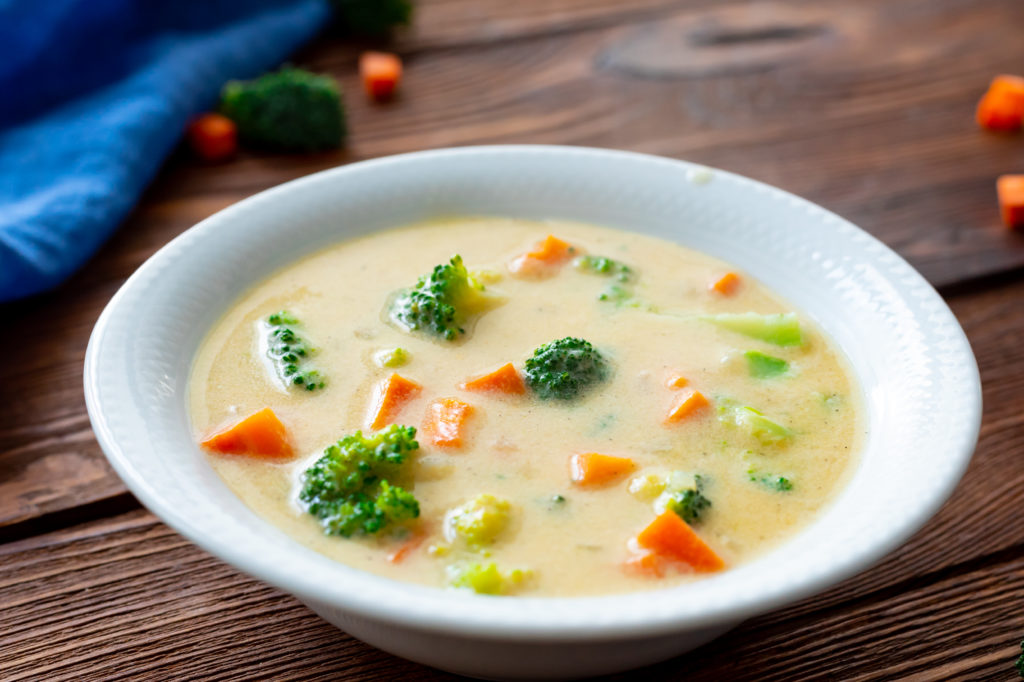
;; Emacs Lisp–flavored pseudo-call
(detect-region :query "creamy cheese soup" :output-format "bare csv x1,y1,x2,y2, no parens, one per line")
190,217,862,597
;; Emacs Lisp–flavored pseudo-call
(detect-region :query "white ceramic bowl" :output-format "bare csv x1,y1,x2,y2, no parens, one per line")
84,146,981,680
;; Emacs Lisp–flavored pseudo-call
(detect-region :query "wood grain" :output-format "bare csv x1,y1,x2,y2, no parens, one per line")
4,506,1024,681
3,0,1024,530
3,278,1024,679
4,2,1024,677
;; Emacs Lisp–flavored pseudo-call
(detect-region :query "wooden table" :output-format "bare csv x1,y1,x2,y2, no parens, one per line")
4,1,1024,679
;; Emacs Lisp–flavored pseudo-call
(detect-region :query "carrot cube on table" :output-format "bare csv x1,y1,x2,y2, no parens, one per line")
976,75,1024,132
997,175,1024,230
360,51,403,101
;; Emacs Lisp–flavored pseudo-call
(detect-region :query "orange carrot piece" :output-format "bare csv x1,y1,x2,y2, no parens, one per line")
460,363,526,394
977,76,1024,132
508,235,574,276
665,388,710,423
623,549,666,578
636,511,724,572
200,407,293,458
186,113,238,162
368,373,422,430
360,51,402,101
387,530,427,563
421,397,475,448
990,74,1024,96
665,373,689,389
569,453,635,487
998,175,1024,230
710,272,741,295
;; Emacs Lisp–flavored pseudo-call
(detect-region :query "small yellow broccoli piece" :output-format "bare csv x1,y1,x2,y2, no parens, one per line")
374,347,411,368
445,494,512,546
627,473,666,501
447,562,532,595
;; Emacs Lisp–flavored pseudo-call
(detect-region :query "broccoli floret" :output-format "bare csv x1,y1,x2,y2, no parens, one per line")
447,562,532,595
748,468,794,491
220,68,345,151
389,255,497,341
745,350,790,379
523,337,609,400
374,347,410,368
666,475,711,524
628,473,667,501
445,494,512,546
1016,640,1024,678
265,311,325,391
331,0,412,37
574,255,634,282
575,254,642,306
299,425,420,537
718,400,793,445
701,312,803,347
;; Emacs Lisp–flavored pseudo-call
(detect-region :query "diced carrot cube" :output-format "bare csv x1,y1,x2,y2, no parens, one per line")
665,388,710,423
569,452,635,487
636,511,724,572
710,272,741,295
368,373,421,430
989,74,1024,98
360,51,402,101
200,407,293,458
421,397,475,448
508,235,574,276
977,79,1024,132
665,373,689,389
460,363,526,394
997,175,1024,230
186,113,237,162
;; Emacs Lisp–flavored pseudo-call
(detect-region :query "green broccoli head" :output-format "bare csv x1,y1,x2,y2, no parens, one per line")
389,255,495,341
523,337,609,400
376,480,420,523
220,68,345,151
666,475,711,524
1016,640,1024,678
330,0,412,37
299,425,420,536
265,311,324,391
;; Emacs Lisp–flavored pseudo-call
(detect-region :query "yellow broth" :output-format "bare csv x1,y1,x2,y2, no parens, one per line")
189,217,862,597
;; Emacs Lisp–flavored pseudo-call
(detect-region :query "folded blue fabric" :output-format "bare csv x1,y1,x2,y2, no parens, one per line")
0,0,331,302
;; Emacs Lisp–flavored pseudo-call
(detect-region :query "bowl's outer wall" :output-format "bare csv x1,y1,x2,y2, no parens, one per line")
84,146,981,675
304,599,738,680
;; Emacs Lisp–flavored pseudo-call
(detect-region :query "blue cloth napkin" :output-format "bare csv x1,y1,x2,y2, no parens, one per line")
0,0,331,302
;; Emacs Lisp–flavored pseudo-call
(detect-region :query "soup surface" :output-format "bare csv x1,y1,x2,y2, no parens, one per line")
189,217,862,597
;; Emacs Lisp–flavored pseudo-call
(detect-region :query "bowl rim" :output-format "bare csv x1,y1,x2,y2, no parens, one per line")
84,144,982,641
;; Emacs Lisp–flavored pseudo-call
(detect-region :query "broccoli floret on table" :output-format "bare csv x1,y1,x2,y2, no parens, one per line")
523,337,608,400
330,0,412,37
299,425,420,536
388,255,497,341
220,68,345,151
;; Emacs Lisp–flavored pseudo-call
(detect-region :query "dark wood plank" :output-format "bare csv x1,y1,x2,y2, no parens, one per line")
3,0,1024,533
4,506,1024,681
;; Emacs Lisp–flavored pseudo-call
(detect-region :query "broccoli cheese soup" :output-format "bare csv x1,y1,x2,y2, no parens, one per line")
189,217,862,597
